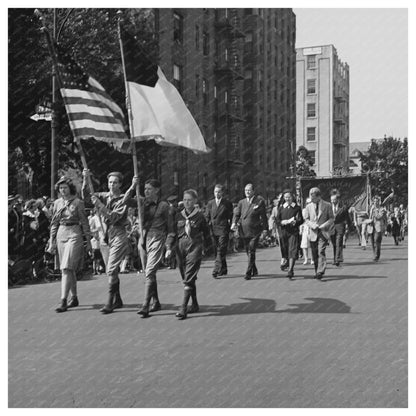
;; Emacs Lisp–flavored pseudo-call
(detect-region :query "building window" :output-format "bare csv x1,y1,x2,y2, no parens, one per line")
173,64,182,92
203,32,209,55
233,54,239,68
244,69,252,79
307,79,316,94
195,25,200,49
202,79,208,105
309,150,316,165
225,48,228,62
173,12,183,44
307,127,316,141
224,90,228,103
245,32,253,42
307,54,316,69
195,74,199,97
307,103,316,118
214,85,217,99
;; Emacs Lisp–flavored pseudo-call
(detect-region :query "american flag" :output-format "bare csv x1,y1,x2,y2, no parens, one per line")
55,43,129,150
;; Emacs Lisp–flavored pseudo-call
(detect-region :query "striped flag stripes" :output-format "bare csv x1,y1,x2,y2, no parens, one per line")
54,43,129,150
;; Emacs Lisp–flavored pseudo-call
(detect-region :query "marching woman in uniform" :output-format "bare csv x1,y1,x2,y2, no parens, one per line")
276,189,303,279
165,189,211,320
47,177,91,313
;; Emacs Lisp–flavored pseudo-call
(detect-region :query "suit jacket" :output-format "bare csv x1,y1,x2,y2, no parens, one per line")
205,198,233,236
303,199,335,242
332,202,352,232
233,195,268,238
369,205,388,233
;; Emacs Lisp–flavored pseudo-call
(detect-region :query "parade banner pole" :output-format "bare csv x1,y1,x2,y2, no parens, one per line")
117,13,146,267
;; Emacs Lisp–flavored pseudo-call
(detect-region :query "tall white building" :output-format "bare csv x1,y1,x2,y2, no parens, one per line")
296,45,350,177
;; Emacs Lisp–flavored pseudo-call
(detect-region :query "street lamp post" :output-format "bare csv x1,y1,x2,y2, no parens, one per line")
35,8,73,198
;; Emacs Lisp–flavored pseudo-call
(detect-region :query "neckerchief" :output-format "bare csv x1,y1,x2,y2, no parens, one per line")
181,207,199,237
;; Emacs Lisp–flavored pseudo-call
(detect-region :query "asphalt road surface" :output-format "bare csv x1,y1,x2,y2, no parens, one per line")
9,236,407,407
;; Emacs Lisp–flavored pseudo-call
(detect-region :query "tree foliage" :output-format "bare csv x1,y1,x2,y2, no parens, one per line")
359,137,408,205
296,145,316,178
9,8,158,197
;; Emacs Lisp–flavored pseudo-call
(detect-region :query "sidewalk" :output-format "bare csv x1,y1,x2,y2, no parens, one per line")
8,237,408,407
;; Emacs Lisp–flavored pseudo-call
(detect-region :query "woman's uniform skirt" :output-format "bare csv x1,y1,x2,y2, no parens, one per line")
56,224,84,271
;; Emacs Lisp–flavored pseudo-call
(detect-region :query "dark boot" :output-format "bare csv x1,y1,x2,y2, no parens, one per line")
113,281,123,309
187,285,199,313
100,283,116,314
176,286,192,320
67,295,79,308
137,281,152,318
55,298,68,313
149,281,161,312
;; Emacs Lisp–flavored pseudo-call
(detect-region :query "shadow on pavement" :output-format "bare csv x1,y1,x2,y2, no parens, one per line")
275,297,352,313
342,261,385,266
196,296,353,317
323,274,387,282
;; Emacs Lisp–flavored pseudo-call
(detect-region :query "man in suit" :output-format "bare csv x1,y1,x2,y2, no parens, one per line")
231,183,268,280
330,188,353,266
303,187,335,280
205,184,234,279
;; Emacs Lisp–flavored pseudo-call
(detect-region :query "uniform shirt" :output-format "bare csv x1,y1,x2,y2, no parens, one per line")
143,198,174,235
49,196,91,241
166,209,210,250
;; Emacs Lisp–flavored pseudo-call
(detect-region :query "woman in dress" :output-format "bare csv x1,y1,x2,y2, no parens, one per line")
47,177,91,313
300,198,313,265
165,189,211,320
276,190,303,279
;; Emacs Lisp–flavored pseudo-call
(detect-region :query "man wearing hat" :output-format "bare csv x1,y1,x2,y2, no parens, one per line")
204,184,234,278
83,170,138,314
303,187,335,280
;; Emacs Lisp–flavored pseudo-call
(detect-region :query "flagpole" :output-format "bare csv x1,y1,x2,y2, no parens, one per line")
117,12,146,266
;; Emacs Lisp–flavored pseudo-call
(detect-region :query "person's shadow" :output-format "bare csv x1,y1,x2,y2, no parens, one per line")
199,296,353,317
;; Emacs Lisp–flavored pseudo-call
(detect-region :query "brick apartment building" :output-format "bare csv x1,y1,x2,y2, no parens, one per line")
155,8,296,203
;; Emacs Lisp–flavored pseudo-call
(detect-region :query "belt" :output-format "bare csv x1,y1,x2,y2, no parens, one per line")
60,222,79,226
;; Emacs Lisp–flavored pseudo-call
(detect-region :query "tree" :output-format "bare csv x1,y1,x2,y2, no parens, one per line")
359,137,408,206
296,145,316,178
8,8,158,197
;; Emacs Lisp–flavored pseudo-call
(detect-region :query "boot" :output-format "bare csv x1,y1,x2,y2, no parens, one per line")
55,298,68,313
187,285,199,313
100,283,116,314
67,295,79,308
176,286,192,320
149,282,162,312
113,281,123,309
287,258,295,280
137,281,152,318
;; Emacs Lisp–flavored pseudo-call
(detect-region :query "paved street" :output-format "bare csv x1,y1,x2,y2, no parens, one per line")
9,236,407,408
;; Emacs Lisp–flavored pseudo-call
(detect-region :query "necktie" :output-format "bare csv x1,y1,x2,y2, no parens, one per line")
185,218,191,237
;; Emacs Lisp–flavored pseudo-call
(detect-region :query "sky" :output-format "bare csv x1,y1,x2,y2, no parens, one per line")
294,8,408,142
